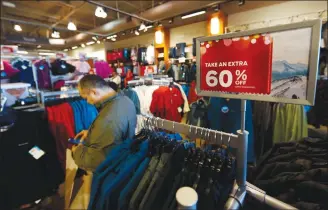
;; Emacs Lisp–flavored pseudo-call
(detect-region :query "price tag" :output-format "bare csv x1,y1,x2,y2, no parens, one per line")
61,64,66,69
29,146,45,159
178,57,186,63
200,37,273,94
21,65,27,70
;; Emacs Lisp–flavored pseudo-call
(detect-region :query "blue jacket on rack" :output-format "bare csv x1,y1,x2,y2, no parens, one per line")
207,98,255,162
70,100,98,134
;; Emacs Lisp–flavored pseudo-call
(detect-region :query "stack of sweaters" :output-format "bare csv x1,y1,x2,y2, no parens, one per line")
251,136,328,210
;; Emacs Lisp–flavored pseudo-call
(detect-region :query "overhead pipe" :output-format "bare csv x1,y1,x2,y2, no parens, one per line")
0,16,106,37
87,0,153,23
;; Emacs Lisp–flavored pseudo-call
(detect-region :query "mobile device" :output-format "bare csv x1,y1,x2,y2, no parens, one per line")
68,138,82,145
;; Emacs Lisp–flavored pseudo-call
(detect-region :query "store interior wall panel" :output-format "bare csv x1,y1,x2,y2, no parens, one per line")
169,21,207,47
105,33,154,50
67,43,106,60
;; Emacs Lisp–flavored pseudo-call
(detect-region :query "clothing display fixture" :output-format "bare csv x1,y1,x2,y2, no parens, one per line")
11,57,35,86
34,59,52,89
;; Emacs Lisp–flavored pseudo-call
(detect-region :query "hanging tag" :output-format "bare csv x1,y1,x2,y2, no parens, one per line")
178,107,182,113
221,106,229,113
29,146,45,160
21,65,27,70
61,64,66,69
39,65,45,70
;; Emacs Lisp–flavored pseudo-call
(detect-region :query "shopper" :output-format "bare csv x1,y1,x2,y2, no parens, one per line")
72,75,137,172
109,71,121,89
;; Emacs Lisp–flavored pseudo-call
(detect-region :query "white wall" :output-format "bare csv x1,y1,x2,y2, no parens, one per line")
228,1,327,30
169,21,207,47
68,43,106,60
105,33,154,50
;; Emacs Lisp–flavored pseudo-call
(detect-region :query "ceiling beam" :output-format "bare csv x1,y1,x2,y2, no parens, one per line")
121,1,143,13
51,2,86,28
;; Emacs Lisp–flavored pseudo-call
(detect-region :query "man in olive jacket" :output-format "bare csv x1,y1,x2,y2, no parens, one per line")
72,75,137,172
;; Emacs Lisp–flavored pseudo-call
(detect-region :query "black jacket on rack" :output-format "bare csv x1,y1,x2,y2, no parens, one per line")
0,110,64,209
51,59,76,75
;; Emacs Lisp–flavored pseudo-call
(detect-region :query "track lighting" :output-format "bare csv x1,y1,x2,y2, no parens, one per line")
14,24,22,32
238,0,245,6
181,10,206,19
122,32,126,36
81,44,86,48
168,18,173,24
51,29,60,38
2,1,16,8
111,38,116,42
72,46,78,50
17,50,28,54
139,25,153,31
63,49,68,52
67,21,77,31
130,30,134,34
97,40,101,44
135,30,140,36
95,6,107,18
37,45,42,48
107,34,117,39
139,22,146,31
92,36,98,41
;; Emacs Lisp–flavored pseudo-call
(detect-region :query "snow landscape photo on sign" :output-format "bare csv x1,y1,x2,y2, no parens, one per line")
269,28,311,99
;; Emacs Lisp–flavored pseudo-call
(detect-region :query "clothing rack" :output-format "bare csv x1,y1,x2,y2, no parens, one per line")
141,109,297,210
128,77,173,86
134,75,169,79
39,89,79,105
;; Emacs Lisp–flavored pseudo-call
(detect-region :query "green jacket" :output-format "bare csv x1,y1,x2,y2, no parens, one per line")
72,92,137,172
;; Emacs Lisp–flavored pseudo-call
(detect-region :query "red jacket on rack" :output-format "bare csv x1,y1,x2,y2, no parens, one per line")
150,86,184,122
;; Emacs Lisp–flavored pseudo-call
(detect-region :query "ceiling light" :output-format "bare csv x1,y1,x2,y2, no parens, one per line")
86,41,95,45
122,32,126,36
51,29,60,38
139,25,153,31
238,0,245,6
168,19,173,24
95,6,107,18
63,49,68,52
67,21,77,31
37,45,42,48
2,1,16,8
14,24,22,32
210,17,220,35
49,39,65,45
81,44,86,48
17,50,28,54
139,22,146,31
130,30,134,34
181,10,206,19
106,34,117,39
39,52,56,56
72,46,78,49
135,30,140,36
155,30,163,44
111,38,116,41
92,36,98,41
97,40,101,44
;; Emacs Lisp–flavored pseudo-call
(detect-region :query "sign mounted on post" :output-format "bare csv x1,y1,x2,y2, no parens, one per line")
196,19,322,105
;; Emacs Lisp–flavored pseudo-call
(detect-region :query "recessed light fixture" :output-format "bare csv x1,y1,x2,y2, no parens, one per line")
67,21,77,31
2,1,16,8
86,41,95,45
51,29,60,38
81,44,86,48
37,45,42,48
97,40,101,44
14,24,22,32
17,50,28,54
181,10,206,19
72,46,78,50
135,30,140,36
63,49,68,52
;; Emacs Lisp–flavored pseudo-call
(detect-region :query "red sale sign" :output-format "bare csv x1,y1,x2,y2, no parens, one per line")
200,35,273,94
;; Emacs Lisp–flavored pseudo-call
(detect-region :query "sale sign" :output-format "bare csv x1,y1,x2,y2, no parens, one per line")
200,35,273,94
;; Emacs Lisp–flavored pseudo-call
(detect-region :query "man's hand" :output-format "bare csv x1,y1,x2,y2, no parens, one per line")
74,130,88,142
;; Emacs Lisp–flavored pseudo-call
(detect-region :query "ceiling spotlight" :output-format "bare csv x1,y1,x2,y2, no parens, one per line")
92,36,98,41
122,32,126,36
97,40,101,44
135,30,140,36
139,22,146,31
2,1,16,8
63,49,68,52
72,46,78,50
81,43,86,48
67,21,77,31
111,38,116,42
37,45,42,48
238,0,245,6
51,29,60,38
95,6,107,18
14,24,22,32
130,29,134,34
